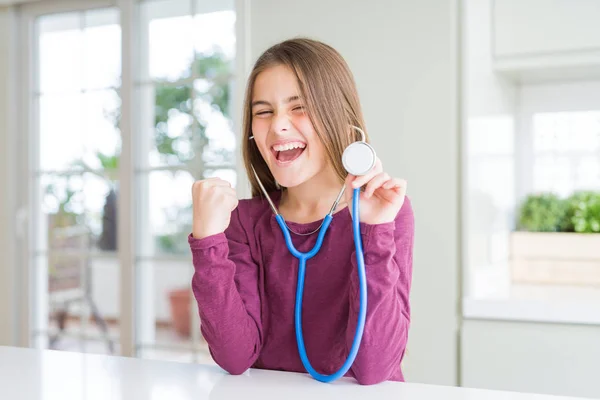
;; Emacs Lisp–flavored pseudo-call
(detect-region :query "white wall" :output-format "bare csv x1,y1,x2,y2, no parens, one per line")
248,0,460,385
462,320,600,399
0,6,18,346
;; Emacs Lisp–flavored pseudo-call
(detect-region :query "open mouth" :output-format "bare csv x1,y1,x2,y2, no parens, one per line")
271,141,306,165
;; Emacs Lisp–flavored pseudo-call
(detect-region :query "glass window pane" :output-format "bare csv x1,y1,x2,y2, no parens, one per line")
38,13,83,94
193,4,235,61
138,170,194,256
39,93,84,171
138,83,195,167
534,111,600,154
82,89,122,172
38,173,117,253
140,0,194,82
38,174,86,252
83,9,121,90
193,78,235,168
576,156,600,189
532,111,600,195
32,254,119,356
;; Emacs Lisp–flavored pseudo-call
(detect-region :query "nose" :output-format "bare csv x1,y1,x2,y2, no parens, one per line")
272,111,291,135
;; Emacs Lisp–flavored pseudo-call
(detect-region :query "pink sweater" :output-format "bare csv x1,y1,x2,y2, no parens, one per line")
188,191,414,385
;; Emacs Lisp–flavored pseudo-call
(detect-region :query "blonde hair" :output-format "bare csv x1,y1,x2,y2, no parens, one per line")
241,38,369,197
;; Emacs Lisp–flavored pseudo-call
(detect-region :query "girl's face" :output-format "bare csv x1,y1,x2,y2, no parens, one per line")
251,65,330,189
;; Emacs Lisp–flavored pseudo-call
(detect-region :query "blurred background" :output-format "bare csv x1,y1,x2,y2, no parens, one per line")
0,0,599,398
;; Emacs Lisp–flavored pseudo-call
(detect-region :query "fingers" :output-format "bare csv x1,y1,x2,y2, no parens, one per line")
350,158,383,189
364,172,391,198
192,178,232,194
222,186,238,199
382,177,407,191
375,178,407,203
209,184,238,204
203,177,232,187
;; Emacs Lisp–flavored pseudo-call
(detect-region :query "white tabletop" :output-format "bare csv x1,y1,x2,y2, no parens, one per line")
0,346,585,400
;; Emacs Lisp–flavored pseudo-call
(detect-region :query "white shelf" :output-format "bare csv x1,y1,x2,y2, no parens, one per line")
463,284,600,326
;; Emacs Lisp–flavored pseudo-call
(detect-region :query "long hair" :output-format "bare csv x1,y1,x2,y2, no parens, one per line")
241,38,369,197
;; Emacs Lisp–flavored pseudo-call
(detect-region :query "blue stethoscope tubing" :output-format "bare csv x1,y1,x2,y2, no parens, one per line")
275,187,367,383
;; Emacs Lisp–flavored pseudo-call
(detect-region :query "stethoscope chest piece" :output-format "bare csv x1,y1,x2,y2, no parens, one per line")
342,141,376,176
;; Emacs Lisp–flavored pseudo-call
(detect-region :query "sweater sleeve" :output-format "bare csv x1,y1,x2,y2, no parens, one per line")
188,206,262,375
345,196,414,385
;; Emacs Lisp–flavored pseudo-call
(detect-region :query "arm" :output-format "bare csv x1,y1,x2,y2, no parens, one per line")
189,206,262,375
346,196,414,385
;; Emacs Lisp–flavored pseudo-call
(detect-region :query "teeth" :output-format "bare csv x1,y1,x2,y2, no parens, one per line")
273,142,306,152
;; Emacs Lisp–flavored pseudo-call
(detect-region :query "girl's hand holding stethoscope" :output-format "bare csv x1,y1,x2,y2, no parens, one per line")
344,157,407,226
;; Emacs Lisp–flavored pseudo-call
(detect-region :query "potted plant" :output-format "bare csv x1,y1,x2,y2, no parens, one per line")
511,191,600,286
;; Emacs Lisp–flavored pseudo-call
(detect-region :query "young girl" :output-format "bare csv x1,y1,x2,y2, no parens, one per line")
189,38,414,385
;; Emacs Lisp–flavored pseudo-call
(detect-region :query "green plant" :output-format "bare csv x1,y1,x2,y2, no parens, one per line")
560,191,594,232
517,191,600,233
569,192,600,233
516,193,566,232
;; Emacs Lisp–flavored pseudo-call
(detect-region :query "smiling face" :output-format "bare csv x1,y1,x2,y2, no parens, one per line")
241,38,370,198
250,64,331,189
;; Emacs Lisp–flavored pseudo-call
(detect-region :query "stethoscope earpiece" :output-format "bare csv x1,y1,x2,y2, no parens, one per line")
342,126,376,176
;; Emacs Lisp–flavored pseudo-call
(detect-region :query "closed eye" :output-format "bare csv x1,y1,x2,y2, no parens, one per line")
254,110,272,116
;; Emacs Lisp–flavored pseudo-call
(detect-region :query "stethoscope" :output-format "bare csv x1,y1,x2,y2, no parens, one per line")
250,126,376,383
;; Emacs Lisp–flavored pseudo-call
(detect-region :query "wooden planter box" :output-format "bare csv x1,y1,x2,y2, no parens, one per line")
510,232,600,286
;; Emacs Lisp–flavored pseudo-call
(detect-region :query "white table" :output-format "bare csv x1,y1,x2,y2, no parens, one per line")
0,346,585,400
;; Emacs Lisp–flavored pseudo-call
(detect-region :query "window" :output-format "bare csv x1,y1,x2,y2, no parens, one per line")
463,79,600,323
22,0,237,362
518,81,600,197
531,111,600,196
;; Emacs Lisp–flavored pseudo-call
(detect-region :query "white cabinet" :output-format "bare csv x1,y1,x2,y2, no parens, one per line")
492,0,600,82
